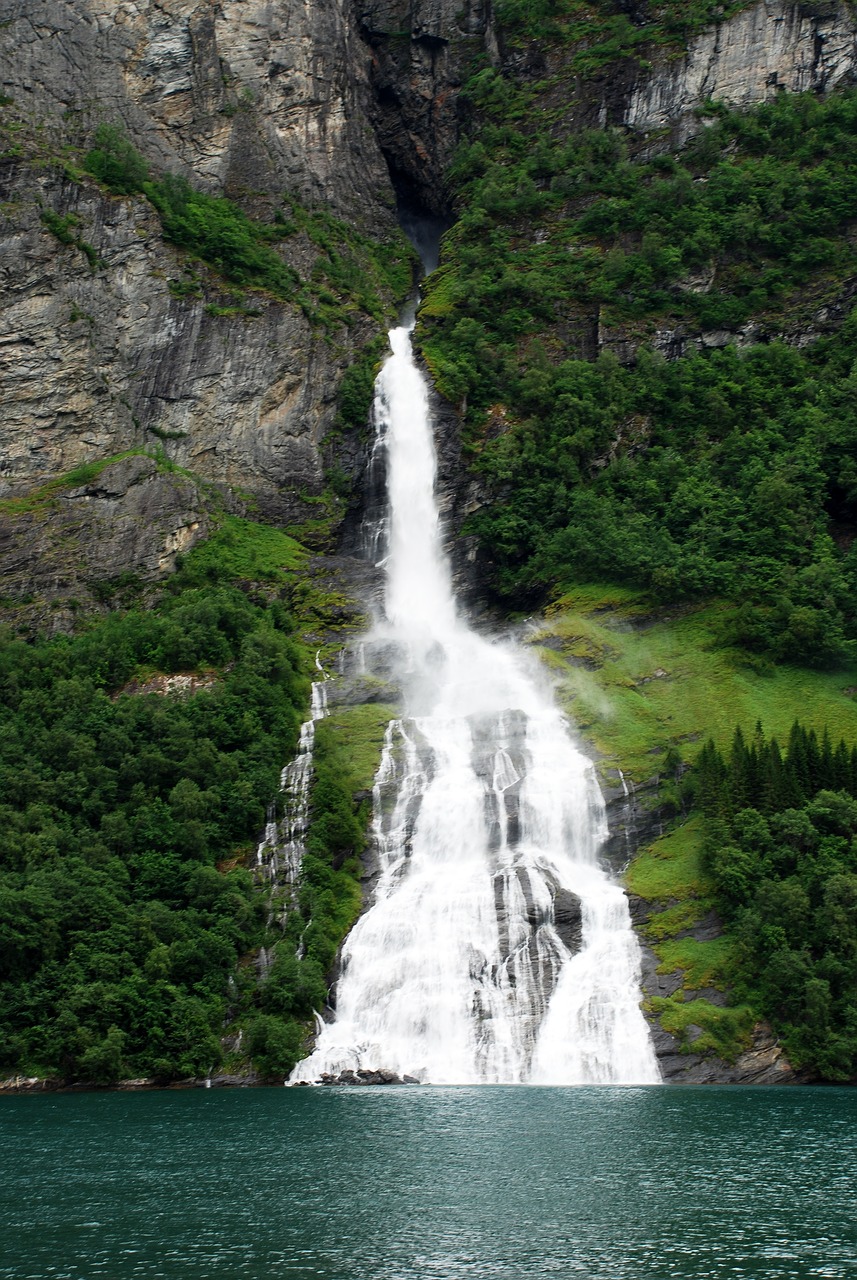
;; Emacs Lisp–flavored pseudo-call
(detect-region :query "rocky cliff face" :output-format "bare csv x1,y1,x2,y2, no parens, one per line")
0,0,407,621
3,0,392,219
0,454,217,635
625,0,857,141
0,164,357,515
355,0,493,213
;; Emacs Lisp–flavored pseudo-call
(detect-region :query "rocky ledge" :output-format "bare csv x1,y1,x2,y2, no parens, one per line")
312,1069,420,1086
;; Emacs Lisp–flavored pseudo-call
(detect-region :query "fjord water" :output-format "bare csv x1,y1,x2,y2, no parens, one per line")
292,324,657,1084
4,1086,856,1279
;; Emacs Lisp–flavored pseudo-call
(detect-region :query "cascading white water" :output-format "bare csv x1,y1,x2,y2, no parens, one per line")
291,324,659,1086
256,657,329,889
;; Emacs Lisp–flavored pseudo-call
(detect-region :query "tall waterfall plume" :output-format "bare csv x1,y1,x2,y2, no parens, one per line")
291,324,659,1086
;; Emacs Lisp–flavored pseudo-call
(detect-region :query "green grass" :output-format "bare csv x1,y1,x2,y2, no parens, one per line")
640,898,709,942
622,816,753,1045
179,516,305,583
529,586,857,780
317,703,398,793
624,817,711,901
653,936,735,990
647,994,756,1061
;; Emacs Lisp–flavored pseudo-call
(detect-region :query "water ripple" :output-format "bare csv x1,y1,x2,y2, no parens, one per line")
2,1086,855,1279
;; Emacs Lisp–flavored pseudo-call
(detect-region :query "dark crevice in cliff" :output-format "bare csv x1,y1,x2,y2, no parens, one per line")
352,2,479,219
397,201,451,275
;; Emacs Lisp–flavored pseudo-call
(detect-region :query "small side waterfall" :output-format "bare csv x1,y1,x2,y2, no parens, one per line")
290,324,659,1085
256,657,329,890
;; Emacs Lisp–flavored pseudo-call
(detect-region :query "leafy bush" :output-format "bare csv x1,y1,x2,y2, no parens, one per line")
84,124,149,193
147,174,299,299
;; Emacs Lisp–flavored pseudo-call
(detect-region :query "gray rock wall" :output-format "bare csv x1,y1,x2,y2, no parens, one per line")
0,454,215,634
1,0,392,220
625,0,857,139
0,163,372,522
356,0,493,211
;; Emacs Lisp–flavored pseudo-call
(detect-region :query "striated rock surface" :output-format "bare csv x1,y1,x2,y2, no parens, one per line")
648,1011,809,1085
356,0,493,211
0,0,407,618
0,163,370,521
1,0,392,221
0,454,215,632
626,0,857,140
625,891,813,1084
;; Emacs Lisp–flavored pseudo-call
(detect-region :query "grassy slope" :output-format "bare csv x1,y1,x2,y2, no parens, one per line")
528,586,857,779
527,585,857,1061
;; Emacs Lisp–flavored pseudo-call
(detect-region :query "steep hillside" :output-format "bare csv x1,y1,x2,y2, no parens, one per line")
3,0,857,1086
0,0,414,633
411,0,857,1081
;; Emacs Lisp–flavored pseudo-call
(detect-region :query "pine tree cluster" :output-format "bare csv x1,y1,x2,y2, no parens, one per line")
693,721,857,1080
696,722,857,818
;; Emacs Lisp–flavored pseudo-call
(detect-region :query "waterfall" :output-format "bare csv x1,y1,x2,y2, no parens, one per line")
255,659,329,890
290,323,659,1086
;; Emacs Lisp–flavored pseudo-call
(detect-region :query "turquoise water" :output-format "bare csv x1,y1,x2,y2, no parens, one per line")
2,1086,855,1279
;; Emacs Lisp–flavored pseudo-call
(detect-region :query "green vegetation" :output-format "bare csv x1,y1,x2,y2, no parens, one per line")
317,703,398,794
0,577,309,1082
624,719,857,1077
300,720,371,968
421,89,857,664
246,704,394,1077
626,819,711,902
0,505,392,1084
0,451,148,518
652,935,734,990
11,8,857,1085
540,589,857,1073
335,335,389,432
175,516,305,586
39,208,99,271
692,723,857,1078
624,819,756,1061
528,586,857,779
83,125,414,327
494,0,753,62
647,994,756,1060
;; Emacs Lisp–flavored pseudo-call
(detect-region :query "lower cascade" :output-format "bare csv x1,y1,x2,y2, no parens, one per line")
290,323,660,1086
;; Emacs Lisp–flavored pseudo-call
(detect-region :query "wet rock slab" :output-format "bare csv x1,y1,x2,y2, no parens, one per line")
317,1069,420,1086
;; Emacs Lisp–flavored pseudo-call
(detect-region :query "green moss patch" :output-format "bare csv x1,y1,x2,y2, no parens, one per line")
319,703,398,794
179,516,305,584
641,898,711,943
625,818,711,902
0,451,148,517
647,994,756,1061
653,936,735,991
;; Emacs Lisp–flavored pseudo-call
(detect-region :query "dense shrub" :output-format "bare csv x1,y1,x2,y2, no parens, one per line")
421,89,857,662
